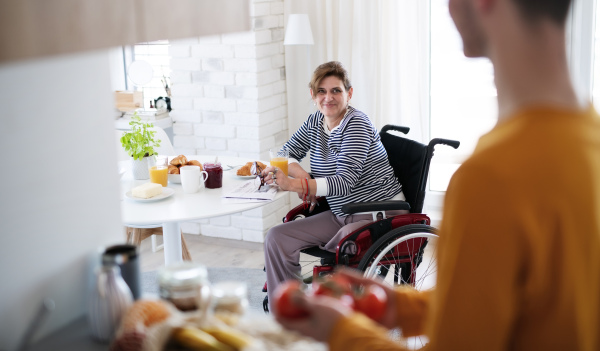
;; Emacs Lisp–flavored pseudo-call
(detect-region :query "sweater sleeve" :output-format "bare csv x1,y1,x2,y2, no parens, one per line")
329,313,409,351
327,289,431,351
394,287,431,337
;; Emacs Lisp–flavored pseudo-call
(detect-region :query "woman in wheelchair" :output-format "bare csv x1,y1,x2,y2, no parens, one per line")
260,61,408,309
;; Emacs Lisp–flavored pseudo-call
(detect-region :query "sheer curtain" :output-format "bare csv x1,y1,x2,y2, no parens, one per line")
284,0,430,142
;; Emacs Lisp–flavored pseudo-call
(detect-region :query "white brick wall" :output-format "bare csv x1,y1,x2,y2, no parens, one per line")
169,0,288,243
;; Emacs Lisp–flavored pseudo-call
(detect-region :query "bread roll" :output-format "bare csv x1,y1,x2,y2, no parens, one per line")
170,155,188,167
186,160,203,170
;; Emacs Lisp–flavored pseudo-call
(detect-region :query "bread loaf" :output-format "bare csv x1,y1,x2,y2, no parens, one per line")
132,183,162,199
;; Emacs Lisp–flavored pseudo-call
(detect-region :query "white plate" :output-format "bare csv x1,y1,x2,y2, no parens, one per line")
168,174,181,184
125,187,175,202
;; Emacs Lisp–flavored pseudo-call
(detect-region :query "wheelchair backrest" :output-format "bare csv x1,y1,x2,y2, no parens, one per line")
380,127,428,213
380,125,460,214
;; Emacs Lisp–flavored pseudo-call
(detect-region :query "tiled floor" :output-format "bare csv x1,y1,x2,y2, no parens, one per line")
138,234,266,272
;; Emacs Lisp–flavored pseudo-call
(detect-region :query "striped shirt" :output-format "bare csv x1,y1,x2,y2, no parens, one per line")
283,106,402,216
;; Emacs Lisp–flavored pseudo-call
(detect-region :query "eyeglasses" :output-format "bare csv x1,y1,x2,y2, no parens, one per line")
251,162,265,191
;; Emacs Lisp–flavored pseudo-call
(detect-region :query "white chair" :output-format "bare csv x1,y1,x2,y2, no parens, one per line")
117,126,192,261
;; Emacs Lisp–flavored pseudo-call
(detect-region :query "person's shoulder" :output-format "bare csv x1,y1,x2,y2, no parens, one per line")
342,107,375,131
304,110,324,126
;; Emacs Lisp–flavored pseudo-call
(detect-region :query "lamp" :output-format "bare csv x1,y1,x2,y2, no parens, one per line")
284,14,314,90
283,14,314,46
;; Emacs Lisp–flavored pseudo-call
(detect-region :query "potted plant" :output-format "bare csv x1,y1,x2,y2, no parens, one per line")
120,113,162,180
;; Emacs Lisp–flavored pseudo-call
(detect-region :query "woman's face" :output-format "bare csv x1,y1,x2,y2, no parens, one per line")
312,75,353,119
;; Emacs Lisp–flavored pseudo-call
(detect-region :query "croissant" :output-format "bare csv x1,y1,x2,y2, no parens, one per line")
170,155,188,167
237,164,252,176
168,165,180,174
236,161,268,176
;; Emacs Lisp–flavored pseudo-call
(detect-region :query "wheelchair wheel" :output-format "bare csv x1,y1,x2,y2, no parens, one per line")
358,224,437,289
357,224,438,350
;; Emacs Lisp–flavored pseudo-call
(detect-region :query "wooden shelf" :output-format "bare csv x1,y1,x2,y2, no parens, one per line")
0,0,250,63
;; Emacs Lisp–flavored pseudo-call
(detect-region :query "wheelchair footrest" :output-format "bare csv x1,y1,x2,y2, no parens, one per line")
301,246,336,265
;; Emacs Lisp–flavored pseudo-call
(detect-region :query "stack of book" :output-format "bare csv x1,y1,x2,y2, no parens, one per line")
123,108,169,120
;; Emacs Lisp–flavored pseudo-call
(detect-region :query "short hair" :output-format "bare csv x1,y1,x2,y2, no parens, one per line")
308,61,352,97
512,0,572,25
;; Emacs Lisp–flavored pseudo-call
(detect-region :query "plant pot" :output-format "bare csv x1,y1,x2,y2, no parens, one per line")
131,157,151,180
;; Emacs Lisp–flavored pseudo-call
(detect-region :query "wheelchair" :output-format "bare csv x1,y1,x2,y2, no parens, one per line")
262,125,460,313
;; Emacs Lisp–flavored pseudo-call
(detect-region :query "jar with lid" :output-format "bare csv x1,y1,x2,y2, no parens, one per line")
158,262,211,312
211,281,248,316
203,162,223,189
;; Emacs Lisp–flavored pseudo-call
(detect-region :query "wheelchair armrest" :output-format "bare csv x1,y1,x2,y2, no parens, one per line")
283,196,330,223
341,200,410,215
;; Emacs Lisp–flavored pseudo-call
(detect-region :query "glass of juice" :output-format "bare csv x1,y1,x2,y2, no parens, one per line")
203,162,223,189
149,156,168,187
270,148,289,176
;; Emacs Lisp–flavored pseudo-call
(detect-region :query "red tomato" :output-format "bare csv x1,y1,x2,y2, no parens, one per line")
273,280,309,319
353,285,388,321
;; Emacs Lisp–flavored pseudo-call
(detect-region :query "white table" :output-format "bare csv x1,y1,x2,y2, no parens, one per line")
120,156,285,265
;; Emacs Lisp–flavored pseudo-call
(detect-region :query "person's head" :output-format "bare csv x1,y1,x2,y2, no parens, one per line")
309,61,354,119
449,0,572,57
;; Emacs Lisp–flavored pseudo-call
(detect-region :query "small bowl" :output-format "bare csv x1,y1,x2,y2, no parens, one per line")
168,174,181,184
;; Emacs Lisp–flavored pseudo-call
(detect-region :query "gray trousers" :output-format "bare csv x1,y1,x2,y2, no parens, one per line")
264,209,407,308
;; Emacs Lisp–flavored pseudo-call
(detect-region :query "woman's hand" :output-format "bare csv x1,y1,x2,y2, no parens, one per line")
275,293,353,342
261,166,292,191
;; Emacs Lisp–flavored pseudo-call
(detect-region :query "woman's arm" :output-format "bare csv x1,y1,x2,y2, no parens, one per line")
288,162,310,180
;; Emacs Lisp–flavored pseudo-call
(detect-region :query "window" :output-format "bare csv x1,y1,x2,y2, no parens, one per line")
429,0,498,192
124,40,171,110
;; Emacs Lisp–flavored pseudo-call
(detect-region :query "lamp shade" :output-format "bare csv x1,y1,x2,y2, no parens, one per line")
283,14,314,45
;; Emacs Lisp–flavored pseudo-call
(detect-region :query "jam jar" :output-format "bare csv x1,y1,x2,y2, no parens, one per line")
203,162,223,189
157,262,211,312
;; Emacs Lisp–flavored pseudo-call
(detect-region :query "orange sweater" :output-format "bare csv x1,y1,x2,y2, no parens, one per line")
329,106,600,351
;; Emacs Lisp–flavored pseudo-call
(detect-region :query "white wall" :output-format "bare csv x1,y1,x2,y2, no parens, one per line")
0,50,124,350
169,0,292,243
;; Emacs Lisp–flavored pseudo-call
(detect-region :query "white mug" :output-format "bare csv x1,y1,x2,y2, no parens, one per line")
180,166,209,194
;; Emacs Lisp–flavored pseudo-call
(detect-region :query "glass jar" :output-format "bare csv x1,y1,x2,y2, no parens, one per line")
203,162,223,189
212,281,248,316
158,262,210,312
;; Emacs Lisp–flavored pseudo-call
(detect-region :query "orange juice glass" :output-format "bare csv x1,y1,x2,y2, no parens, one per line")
149,166,168,187
270,149,289,176
150,156,168,187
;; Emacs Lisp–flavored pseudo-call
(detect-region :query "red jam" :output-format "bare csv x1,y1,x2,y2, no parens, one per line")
203,162,223,189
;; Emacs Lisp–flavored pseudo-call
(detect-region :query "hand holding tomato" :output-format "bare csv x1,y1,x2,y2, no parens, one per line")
272,280,309,319
274,286,353,343
327,268,399,328
314,272,388,322
353,284,388,321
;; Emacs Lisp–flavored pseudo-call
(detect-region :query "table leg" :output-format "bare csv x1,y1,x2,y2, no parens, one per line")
162,222,182,265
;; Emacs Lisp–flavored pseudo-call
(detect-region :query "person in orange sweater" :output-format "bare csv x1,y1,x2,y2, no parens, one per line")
276,0,600,350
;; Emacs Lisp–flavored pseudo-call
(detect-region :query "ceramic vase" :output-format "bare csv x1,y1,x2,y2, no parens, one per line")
131,157,150,180
88,265,133,342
